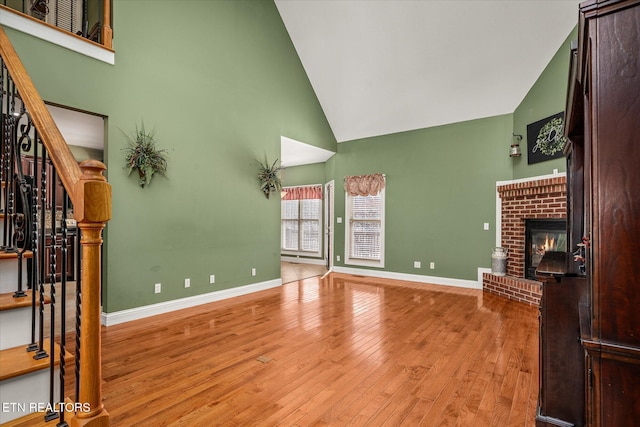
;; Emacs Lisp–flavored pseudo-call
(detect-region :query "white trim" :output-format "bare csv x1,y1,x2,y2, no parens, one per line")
281,192,323,257
333,266,480,289
281,256,326,266
325,180,335,271
0,9,115,65
495,187,502,247
344,187,386,268
495,171,566,187
101,279,282,326
495,171,567,248
280,250,323,258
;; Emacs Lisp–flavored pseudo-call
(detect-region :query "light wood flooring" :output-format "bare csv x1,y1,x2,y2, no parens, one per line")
102,273,538,426
9,273,540,426
281,261,328,284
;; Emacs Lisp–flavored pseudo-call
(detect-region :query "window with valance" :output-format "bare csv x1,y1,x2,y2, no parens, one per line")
281,185,323,256
344,174,385,267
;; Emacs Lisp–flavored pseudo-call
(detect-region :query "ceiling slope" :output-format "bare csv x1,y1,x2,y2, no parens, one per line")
275,0,582,143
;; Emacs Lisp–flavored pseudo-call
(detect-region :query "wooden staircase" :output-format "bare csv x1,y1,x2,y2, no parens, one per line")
0,243,66,426
0,25,111,427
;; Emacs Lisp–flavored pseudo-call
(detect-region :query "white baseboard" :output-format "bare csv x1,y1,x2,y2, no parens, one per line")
281,256,326,266
101,278,282,327
332,267,482,289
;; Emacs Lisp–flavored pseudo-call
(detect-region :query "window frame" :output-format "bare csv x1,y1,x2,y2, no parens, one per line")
280,190,323,258
344,188,385,268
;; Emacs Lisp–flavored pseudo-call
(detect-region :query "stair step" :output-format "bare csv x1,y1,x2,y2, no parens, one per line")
0,251,33,260
0,291,50,312
0,411,46,427
0,255,31,294
0,340,72,381
0,398,75,427
0,291,51,351
0,341,72,424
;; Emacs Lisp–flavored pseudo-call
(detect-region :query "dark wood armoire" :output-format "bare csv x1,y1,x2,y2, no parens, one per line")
537,1,640,426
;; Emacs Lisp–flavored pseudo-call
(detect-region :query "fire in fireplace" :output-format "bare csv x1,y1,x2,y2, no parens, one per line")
525,219,567,280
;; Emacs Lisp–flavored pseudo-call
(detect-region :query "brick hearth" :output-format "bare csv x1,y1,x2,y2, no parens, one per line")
483,175,566,306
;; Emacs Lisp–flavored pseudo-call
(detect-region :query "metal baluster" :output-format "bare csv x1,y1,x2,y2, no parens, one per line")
57,189,69,426
0,58,5,211
1,108,10,251
74,225,82,402
4,91,16,254
13,104,32,299
45,164,58,422
27,130,40,352
82,0,88,38
34,145,48,360
1,79,16,251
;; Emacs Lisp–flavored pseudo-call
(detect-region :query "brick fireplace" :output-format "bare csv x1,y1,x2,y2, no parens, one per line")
482,175,567,306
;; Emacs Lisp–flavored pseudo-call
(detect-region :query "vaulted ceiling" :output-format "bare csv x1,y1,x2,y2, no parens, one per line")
275,0,582,144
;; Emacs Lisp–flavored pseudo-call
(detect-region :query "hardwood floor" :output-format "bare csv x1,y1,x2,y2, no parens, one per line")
96,273,539,426
281,261,328,284
8,273,540,426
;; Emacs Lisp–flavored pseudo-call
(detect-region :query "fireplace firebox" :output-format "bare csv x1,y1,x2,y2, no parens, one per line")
525,219,567,280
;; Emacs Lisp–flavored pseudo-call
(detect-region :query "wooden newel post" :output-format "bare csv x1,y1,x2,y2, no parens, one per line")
71,160,111,427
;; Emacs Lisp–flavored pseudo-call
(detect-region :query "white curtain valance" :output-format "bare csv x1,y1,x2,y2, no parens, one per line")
344,173,385,196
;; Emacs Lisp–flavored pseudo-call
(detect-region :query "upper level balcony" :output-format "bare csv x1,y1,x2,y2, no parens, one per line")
0,0,113,63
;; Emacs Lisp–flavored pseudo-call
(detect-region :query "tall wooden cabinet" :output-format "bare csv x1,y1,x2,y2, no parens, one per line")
540,1,640,426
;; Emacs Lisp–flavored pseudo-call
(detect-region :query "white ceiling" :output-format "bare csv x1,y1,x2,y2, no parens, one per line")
275,0,582,143
281,136,335,167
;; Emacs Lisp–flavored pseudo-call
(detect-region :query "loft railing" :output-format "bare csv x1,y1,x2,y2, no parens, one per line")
0,25,110,426
0,0,112,49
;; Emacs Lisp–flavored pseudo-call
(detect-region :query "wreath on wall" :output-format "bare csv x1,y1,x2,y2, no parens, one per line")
535,117,567,156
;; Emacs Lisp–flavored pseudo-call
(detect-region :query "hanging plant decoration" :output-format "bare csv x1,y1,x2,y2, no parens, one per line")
257,157,283,199
122,122,168,188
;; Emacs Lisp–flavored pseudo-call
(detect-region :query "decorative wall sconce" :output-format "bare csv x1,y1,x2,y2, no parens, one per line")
510,134,522,157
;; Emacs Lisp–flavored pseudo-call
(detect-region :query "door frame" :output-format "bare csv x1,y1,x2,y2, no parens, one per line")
324,180,335,271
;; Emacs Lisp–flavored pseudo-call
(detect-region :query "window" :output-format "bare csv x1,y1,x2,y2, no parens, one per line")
281,186,323,256
345,188,385,267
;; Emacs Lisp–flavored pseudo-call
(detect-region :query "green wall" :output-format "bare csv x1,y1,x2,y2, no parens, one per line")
282,163,327,188
512,26,578,179
4,0,336,312
3,1,578,310
333,115,513,280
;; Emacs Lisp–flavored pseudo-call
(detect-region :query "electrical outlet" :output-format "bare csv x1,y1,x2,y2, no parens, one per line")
251,268,256,276
210,274,215,284
154,283,161,294
484,222,490,230
184,278,190,288
414,261,421,268
336,255,341,262
430,262,435,269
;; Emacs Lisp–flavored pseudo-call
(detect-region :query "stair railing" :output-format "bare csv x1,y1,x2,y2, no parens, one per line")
0,25,110,427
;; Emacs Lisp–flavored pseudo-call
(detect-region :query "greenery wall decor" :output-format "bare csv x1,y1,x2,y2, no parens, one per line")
122,122,168,187
257,157,283,198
